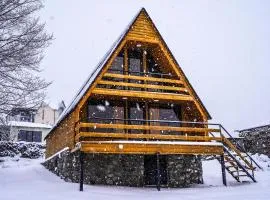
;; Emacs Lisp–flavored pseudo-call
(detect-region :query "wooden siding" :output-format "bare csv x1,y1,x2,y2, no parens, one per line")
45,111,76,157
127,12,157,42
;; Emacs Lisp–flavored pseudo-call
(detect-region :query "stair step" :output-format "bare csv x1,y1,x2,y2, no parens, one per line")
238,175,249,177
224,152,249,158
229,170,244,173
226,166,236,169
225,159,236,163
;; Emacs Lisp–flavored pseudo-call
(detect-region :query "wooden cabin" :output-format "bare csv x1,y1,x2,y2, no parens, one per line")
43,8,258,190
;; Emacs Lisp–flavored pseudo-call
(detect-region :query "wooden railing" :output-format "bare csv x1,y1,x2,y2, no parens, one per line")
74,118,222,144
93,72,191,101
73,118,260,182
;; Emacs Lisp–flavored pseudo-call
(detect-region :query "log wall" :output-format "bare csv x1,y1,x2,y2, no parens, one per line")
45,111,77,158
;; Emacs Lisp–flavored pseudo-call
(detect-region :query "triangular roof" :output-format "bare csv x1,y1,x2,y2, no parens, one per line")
47,8,211,138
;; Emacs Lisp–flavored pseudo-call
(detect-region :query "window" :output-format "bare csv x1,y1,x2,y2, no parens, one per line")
149,103,181,134
18,130,42,142
128,49,143,75
128,102,146,134
42,109,45,120
87,99,124,132
20,111,33,122
147,54,162,77
109,51,124,73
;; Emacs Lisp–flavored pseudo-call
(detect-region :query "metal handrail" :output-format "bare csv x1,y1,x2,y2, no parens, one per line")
224,147,256,182
219,124,262,170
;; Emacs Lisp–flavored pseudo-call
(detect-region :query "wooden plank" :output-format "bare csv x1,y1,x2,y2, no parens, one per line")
76,132,222,142
103,73,183,84
92,88,192,102
126,37,159,44
80,142,224,155
78,122,220,133
98,80,188,92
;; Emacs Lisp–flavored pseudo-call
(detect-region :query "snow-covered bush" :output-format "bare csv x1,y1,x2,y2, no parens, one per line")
0,141,45,159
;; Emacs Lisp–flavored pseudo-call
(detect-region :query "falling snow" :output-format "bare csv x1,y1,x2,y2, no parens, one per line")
97,105,106,112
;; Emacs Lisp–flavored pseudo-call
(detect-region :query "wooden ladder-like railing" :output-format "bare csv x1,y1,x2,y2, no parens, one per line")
214,125,262,183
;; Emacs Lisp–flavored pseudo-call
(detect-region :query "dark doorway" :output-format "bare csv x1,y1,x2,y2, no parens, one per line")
144,155,168,186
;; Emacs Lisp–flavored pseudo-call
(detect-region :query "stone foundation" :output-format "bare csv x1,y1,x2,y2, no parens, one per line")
42,150,203,188
167,155,203,187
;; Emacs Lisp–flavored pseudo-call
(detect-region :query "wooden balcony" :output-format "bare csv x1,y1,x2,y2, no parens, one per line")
74,119,224,155
93,72,192,102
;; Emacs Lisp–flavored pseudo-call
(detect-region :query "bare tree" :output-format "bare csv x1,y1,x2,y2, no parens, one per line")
0,0,52,140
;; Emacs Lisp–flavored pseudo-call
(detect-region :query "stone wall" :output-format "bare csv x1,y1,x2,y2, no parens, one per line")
243,133,270,156
167,155,203,187
42,150,203,188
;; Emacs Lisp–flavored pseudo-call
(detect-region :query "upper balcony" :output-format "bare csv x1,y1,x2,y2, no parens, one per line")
92,70,193,103
90,41,196,104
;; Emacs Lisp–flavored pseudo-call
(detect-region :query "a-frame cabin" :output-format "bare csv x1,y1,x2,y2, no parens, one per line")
44,8,258,190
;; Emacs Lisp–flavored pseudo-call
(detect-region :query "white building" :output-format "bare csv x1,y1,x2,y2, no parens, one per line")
7,102,65,143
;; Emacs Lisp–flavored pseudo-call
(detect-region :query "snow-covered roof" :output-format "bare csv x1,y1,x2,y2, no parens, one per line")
46,8,211,139
9,121,52,129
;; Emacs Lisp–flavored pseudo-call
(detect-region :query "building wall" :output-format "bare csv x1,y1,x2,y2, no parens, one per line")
9,126,51,142
45,111,77,158
35,104,60,126
241,134,270,157
43,150,203,188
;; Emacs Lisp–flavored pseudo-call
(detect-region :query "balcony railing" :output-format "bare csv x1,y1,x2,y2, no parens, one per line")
75,118,222,143
74,118,261,170
91,69,192,102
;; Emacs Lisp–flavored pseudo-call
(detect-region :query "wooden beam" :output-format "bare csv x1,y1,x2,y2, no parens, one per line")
98,80,188,92
78,122,220,133
220,155,227,186
80,141,224,155
76,132,222,142
103,73,183,84
92,88,193,101
126,37,159,44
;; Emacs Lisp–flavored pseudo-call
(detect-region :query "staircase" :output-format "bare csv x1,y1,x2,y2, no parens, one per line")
214,125,262,183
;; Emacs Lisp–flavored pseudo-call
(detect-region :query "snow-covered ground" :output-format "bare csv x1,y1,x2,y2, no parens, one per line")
0,155,269,200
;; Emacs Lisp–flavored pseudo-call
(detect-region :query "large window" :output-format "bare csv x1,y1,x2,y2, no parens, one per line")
147,54,162,77
149,103,181,134
87,99,124,132
18,130,42,142
88,99,124,122
128,49,143,75
128,102,146,134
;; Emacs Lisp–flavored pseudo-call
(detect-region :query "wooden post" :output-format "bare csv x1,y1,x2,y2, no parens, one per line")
79,151,84,191
124,47,129,134
156,152,161,191
220,155,227,186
